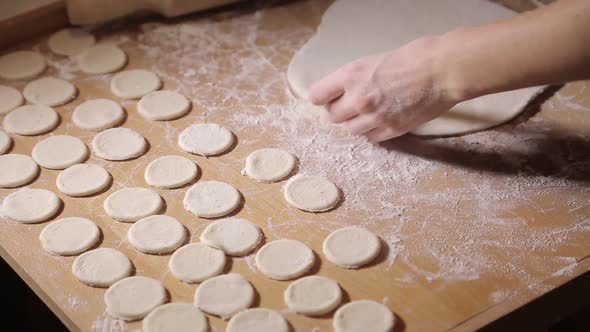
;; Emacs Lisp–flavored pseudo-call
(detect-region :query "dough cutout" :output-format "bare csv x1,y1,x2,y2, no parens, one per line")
57,164,111,196
0,154,38,188
73,99,125,131
255,239,315,280
39,217,100,255
72,248,132,287
0,51,46,80
168,243,226,283
1,188,60,223
0,85,24,115
178,123,234,156
77,43,127,74
200,217,262,256
91,127,147,160
227,308,289,332
105,276,167,321
143,303,208,332
284,275,342,315
127,215,186,254
333,300,395,332
243,148,296,183
104,187,162,222
284,175,340,212
111,69,161,99
48,28,96,56
0,130,11,154
32,135,88,169
323,227,381,268
183,181,241,218
138,90,190,121
3,105,59,136
194,273,255,319
23,77,77,106
144,155,198,189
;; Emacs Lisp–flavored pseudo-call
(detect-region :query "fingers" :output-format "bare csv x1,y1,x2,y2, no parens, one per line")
326,95,358,123
308,67,347,105
364,126,405,143
343,113,382,136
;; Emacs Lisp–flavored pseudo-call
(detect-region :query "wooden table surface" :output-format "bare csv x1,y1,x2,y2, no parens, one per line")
1,1,589,331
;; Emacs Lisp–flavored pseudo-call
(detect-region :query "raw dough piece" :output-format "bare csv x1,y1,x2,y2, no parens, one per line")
39,217,100,255
143,303,208,332
284,175,340,212
323,227,381,268
194,273,254,319
284,276,342,315
333,300,395,332
104,187,162,222
244,148,296,182
227,308,289,332
0,154,39,187
3,105,58,135
23,77,77,106
77,43,127,74
183,181,241,218
168,243,226,283
138,90,190,121
72,99,125,131
111,69,161,99
32,135,88,169
200,218,262,256
72,248,132,287
127,215,186,254
0,85,24,114
144,155,198,189
57,164,111,196
105,276,167,321
287,0,545,136
0,51,46,80
1,188,60,223
255,239,315,280
0,130,10,154
91,127,147,160
48,28,96,56
178,123,234,156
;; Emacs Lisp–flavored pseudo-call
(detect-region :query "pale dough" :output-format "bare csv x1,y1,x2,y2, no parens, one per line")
104,276,167,321
200,217,262,256
77,43,127,74
0,85,24,114
243,148,296,183
0,154,39,187
48,28,96,56
1,188,60,223
144,155,198,189
91,127,147,160
39,217,100,255
194,273,254,319
127,215,186,254
178,123,234,156
111,69,161,99
183,181,241,218
138,90,190,121
56,164,111,196
333,300,395,332
0,50,46,80
323,227,381,268
0,130,11,154
3,105,59,136
72,99,125,131
104,187,162,222
168,243,226,283
226,308,289,332
284,175,340,212
255,239,315,280
287,0,545,136
143,303,208,332
72,248,133,287
32,135,88,169
284,275,342,316
23,77,77,106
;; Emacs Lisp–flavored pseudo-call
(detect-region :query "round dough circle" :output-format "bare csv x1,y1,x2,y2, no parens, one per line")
23,77,77,106
104,187,162,222
178,123,234,156
244,148,296,182
73,99,125,131
3,105,58,136
144,155,198,189
105,276,167,321
0,85,24,115
194,273,254,319
284,175,340,212
200,218,262,256
333,300,395,332
0,130,11,154
91,127,147,161
168,243,226,283
0,154,39,187
127,215,186,254
48,28,96,56
183,181,241,218
323,227,381,268
227,308,289,332
111,69,161,99
57,163,111,196
72,248,132,287
284,276,342,315
138,90,190,121
32,135,88,169
77,43,127,74
255,239,315,280
39,217,100,255
0,51,46,80
143,303,208,332
1,188,60,223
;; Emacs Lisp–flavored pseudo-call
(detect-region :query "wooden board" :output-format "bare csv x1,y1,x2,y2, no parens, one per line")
1,1,590,331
